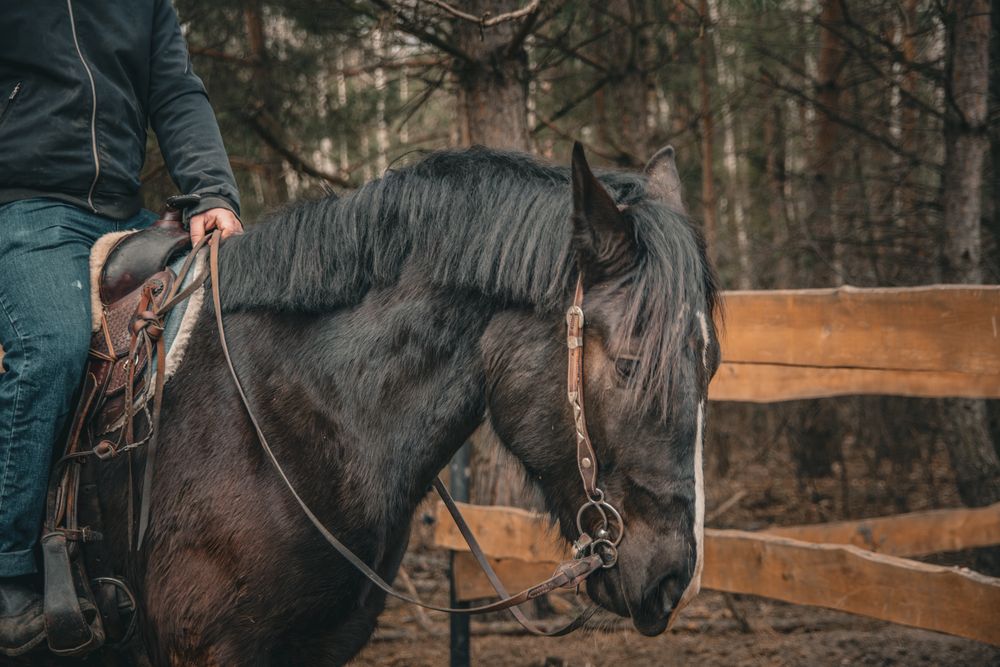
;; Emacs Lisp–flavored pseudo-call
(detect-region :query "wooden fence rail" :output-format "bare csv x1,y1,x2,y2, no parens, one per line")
710,285,1000,401
434,501,1000,646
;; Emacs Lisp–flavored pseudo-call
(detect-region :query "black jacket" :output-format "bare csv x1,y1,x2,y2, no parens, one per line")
0,0,240,219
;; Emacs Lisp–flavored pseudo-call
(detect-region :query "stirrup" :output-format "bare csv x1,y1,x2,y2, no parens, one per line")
40,532,105,657
92,576,138,646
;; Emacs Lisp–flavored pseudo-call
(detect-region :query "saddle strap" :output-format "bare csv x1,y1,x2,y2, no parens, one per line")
205,232,602,630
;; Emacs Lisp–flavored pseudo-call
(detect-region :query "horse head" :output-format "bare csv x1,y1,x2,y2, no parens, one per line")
482,143,719,635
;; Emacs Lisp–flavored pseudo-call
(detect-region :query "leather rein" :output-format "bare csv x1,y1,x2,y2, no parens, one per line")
126,231,626,636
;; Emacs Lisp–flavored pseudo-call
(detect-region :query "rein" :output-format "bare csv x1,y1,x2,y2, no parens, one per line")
137,231,627,635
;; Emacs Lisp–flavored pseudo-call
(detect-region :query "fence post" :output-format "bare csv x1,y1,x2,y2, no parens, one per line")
448,442,471,667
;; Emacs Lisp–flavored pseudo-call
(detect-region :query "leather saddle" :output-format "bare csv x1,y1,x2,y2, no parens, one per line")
87,199,194,437
41,195,199,657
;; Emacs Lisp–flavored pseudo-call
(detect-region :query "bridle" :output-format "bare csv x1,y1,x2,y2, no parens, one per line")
138,232,627,636
565,275,624,569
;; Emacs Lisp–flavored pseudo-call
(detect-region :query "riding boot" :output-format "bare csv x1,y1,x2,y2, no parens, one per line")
0,576,46,656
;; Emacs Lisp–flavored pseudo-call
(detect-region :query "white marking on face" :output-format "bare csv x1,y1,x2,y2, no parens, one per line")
696,310,710,371
671,314,710,624
672,400,705,619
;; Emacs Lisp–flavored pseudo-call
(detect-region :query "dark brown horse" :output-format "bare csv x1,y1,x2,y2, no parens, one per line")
86,144,718,664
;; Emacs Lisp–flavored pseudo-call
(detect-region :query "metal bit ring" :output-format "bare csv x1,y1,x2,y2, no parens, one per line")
591,539,619,568
575,496,624,548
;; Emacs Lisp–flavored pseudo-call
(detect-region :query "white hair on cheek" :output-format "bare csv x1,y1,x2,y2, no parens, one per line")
671,399,704,621
696,310,710,371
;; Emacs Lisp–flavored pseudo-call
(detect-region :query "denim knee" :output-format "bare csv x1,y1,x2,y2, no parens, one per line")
25,314,92,393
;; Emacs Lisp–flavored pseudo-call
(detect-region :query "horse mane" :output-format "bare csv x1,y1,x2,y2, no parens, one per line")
219,146,717,417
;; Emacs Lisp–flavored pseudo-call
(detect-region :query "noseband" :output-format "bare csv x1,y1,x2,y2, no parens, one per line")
203,234,619,635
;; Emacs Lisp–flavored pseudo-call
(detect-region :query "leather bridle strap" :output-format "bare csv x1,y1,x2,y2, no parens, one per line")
432,477,600,635
566,276,599,499
205,232,605,620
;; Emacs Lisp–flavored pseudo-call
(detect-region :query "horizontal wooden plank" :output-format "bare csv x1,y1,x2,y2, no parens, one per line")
703,530,1000,646
438,502,1000,643
434,501,1000,564
717,285,1000,375
765,502,1000,556
452,552,555,601
709,362,1000,401
450,536,1000,646
434,503,568,562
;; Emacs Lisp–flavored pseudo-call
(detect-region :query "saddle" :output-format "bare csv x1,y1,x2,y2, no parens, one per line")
41,195,202,657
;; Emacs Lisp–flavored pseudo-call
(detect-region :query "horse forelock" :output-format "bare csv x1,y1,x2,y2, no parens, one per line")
220,147,717,416
612,198,719,419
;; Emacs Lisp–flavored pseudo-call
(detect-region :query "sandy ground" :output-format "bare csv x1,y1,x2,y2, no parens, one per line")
352,588,1000,666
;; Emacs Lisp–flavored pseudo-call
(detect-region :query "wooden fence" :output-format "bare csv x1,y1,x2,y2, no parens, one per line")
435,285,1000,646
710,285,1000,402
435,501,1000,646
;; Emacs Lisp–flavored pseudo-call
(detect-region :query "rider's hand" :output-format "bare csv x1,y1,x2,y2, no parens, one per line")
189,207,243,246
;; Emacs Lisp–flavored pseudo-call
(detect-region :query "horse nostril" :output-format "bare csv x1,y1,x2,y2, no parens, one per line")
651,571,690,616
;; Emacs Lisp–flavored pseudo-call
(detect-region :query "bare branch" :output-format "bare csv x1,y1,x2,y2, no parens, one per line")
189,46,257,67
339,57,446,78
531,75,610,132
243,113,355,189
813,19,944,120
533,116,621,163
757,68,939,173
417,0,540,27
366,0,477,63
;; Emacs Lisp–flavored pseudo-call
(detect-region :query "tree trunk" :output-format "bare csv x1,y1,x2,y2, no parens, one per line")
895,0,919,228
939,0,1000,511
708,0,752,289
243,0,288,206
698,0,718,265
373,28,389,175
764,102,792,287
453,0,531,150
813,0,846,285
595,0,653,166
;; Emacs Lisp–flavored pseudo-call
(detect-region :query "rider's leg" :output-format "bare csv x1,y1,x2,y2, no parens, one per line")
0,199,156,655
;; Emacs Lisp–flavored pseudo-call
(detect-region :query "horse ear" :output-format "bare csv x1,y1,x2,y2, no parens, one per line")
643,144,686,214
571,142,634,279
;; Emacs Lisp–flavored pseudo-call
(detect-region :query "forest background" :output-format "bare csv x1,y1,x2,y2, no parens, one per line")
145,0,999,554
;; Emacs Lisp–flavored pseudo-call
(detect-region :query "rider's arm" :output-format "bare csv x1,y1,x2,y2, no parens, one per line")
148,0,241,220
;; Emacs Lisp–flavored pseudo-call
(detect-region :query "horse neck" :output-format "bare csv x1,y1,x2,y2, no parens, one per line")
223,278,496,532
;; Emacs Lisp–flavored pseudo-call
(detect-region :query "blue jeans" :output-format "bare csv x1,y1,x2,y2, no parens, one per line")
0,199,157,576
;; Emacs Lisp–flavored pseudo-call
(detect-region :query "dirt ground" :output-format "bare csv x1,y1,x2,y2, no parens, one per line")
353,590,1000,666
352,400,1000,666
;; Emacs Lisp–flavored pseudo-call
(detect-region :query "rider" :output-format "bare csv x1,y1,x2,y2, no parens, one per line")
0,1,243,655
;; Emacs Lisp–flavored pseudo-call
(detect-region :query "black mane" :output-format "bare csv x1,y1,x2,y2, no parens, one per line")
220,146,717,416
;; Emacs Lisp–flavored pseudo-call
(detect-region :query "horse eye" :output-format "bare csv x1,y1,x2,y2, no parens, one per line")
614,358,639,382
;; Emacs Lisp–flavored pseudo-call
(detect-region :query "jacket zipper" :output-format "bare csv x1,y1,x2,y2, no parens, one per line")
66,0,100,213
0,82,21,127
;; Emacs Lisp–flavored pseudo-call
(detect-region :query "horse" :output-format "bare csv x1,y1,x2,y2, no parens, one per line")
83,143,719,665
